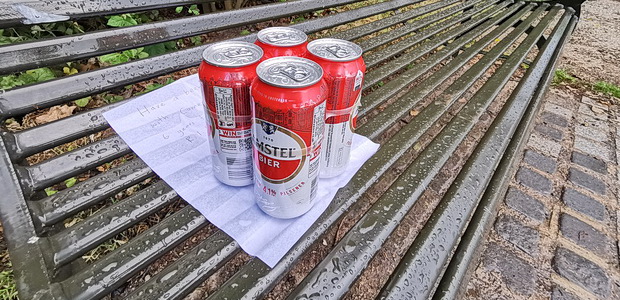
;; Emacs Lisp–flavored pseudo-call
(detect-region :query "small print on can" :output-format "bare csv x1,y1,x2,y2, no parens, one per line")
307,38,366,178
255,27,308,60
199,41,263,186
251,57,327,219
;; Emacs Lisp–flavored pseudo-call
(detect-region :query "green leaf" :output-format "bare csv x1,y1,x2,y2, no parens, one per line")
64,177,78,188
103,94,125,103
0,75,25,90
45,187,58,196
175,6,184,13
107,15,138,27
190,36,202,46
98,52,129,65
188,5,200,15
240,30,251,36
23,68,56,83
164,41,177,50
165,77,175,85
74,97,91,107
138,51,149,59
143,43,167,56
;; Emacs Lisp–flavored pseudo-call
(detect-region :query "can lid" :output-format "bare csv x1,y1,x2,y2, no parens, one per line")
257,57,323,88
202,41,263,68
257,27,307,47
307,38,363,62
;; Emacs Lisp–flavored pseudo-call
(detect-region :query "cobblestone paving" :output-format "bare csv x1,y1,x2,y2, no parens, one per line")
466,89,620,299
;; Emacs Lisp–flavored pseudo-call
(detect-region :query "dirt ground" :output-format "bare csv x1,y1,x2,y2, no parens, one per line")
558,0,620,85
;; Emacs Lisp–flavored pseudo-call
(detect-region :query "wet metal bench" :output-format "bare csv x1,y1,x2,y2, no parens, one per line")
0,0,584,299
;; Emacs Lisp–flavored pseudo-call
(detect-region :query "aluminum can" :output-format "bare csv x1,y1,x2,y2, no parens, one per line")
251,57,327,219
307,38,366,178
255,27,308,60
199,41,263,186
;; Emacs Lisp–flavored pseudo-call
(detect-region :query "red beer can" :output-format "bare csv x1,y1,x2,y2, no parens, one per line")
255,27,308,60
307,38,366,178
251,57,327,218
199,41,263,186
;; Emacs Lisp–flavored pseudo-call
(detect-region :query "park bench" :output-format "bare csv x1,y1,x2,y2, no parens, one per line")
0,0,585,299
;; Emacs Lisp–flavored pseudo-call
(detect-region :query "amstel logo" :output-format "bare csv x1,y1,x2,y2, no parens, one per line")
253,119,307,184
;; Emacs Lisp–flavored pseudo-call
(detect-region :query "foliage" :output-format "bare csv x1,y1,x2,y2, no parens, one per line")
107,14,139,27
593,81,620,98
0,68,56,90
98,47,149,65
552,69,576,85
44,187,57,196
64,177,78,188
74,97,91,108
176,5,201,15
0,268,18,300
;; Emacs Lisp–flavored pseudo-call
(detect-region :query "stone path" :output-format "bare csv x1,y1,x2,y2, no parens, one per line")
465,1,620,299
466,88,619,299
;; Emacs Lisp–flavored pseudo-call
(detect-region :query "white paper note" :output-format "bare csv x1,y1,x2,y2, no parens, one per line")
103,74,379,267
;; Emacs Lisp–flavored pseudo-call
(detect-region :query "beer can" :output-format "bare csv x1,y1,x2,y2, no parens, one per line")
307,38,366,178
255,27,308,60
251,57,327,219
199,41,263,186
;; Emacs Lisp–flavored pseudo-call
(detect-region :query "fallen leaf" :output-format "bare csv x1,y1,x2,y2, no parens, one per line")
409,110,420,116
35,105,76,125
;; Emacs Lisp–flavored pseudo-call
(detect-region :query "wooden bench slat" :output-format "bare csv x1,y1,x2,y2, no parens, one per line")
290,6,560,298
0,1,211,27
0,0,362,74
379,11,573,298
0,0,414,119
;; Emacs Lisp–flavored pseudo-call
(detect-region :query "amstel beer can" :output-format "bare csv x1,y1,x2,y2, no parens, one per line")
255,27,308,60
251,57,327,219
307,38,366,178
199,41,263,186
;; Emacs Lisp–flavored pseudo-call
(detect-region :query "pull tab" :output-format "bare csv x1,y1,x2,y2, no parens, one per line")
266,32,293,43
279,64,310,82
223,47,253,58
325,45,350,58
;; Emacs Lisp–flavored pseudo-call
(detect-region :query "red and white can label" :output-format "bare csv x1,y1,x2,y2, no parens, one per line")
206,86,253,186
253,102,325,218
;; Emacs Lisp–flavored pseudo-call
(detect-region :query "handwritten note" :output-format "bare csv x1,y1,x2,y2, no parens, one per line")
103,74,379,267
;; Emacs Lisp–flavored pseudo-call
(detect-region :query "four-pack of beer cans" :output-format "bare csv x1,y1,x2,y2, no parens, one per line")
198,27,366,219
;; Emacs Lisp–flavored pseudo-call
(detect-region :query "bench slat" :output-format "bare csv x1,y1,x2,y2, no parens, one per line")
50,181,178,268
207,3,531,299
378,10,572,299
433,13,578,299
0,0,414,118
0,0,361,74
359,0,482,52
129,231,239,300
12,0,458,192
362,0,520,91
0,1,211,27
288,5,557,299
1,0,468,161
18,135,132,193
57,206,207,300
33,158,152,227
357,3,549,141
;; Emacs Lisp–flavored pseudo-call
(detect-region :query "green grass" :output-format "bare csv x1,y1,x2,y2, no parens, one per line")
0,268,18,300
593,81,620,98
552,69,577,85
